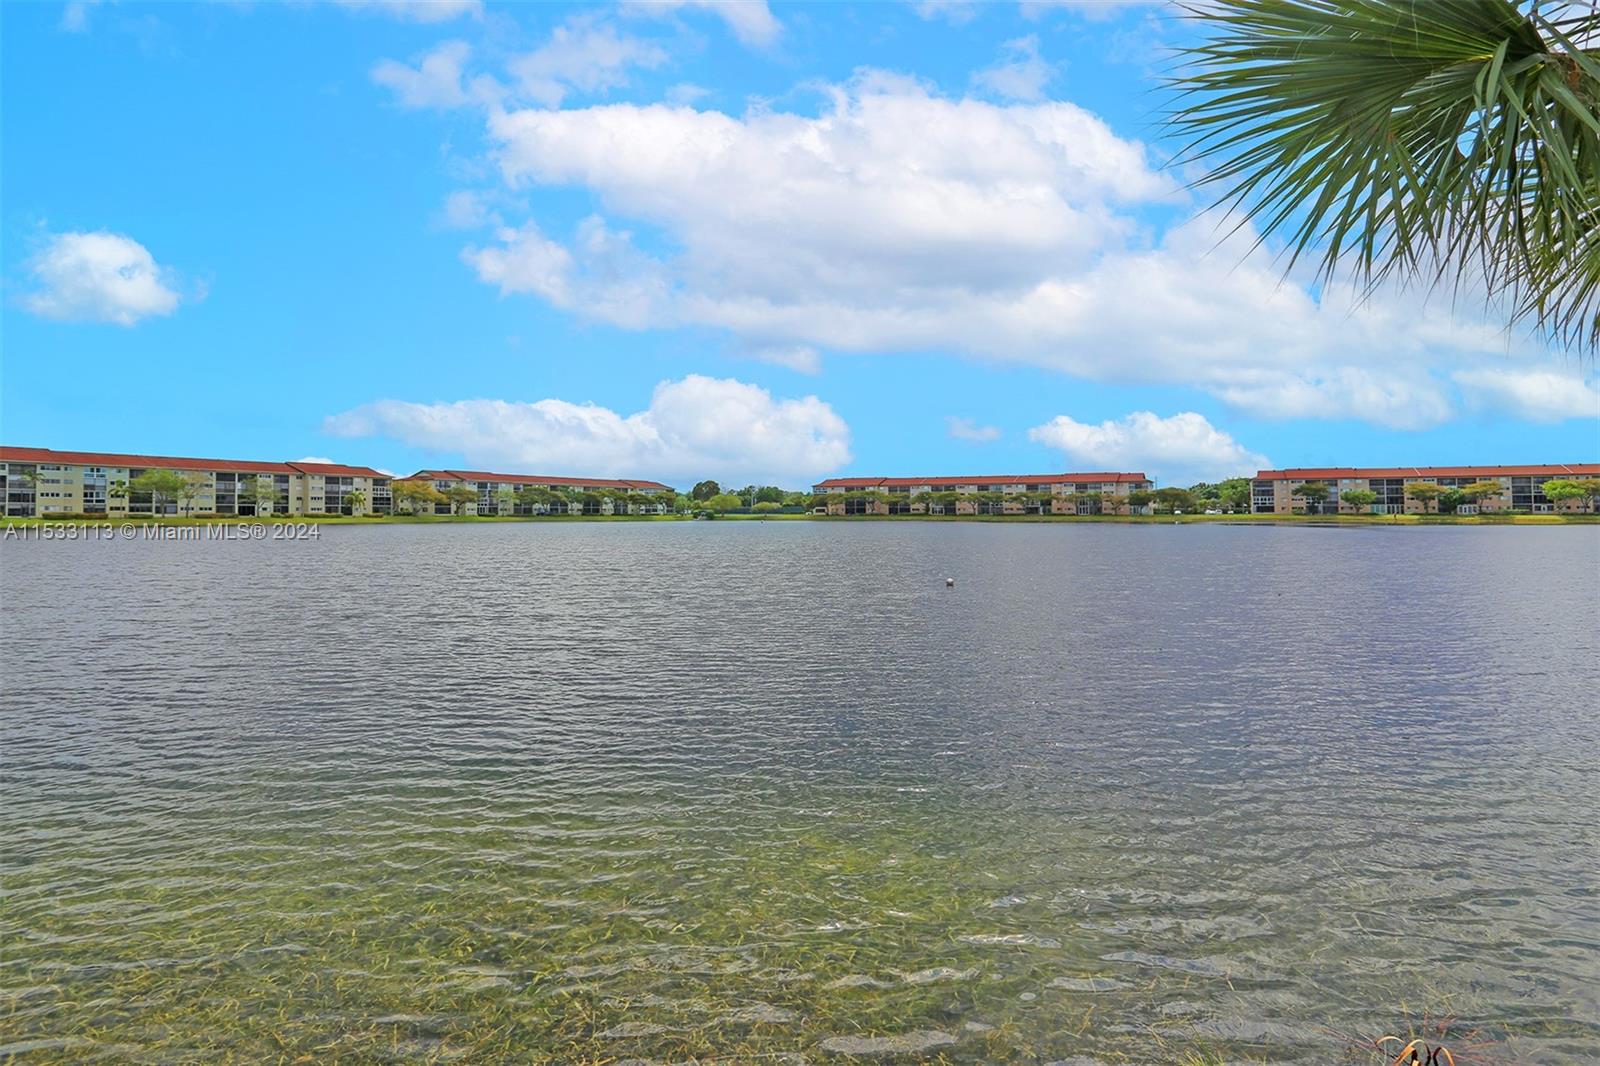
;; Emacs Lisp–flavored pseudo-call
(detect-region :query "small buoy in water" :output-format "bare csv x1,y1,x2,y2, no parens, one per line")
945,577,955,587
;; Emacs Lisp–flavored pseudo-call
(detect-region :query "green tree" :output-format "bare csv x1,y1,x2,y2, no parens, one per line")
345,489,367,516
393,480,442,515
1406,482,1446,514
1291,481,1331,513
690,480,721,501
495,488,517,516
782,491,808,508
1459,479,1505,511
109,478,129,504
176,473,209,516
1152,487,1198,514
16,468,44,501
237,476,261,515
1574,478,1600,513
1341,488,1378,512
1217,477,1251,512
442,485,477,515
131,469,187,517
1170,0,1600,352
1539,478,1586,509
1126,488,1156,512
251,477,283,516
752,501,782,513
754,485,785,504
705,492,743,513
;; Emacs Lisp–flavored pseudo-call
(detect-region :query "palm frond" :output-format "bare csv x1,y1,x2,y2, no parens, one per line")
1168,0,1600,353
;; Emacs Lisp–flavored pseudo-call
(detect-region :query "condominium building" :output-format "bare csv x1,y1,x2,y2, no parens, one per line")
396,469,676,516
0,446,392,517
811,473,1154,515
1250,464,1600,515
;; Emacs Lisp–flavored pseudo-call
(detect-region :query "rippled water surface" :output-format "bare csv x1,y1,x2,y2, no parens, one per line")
3,522,1598,1063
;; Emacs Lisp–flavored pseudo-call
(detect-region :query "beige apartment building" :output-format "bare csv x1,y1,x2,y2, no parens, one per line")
812,473,1154,515
0,446,392,517
1250,464,1600,515
396,469,676,516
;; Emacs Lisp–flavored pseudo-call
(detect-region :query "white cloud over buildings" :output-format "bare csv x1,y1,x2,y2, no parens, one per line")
366,26,1582,431
1029,410,1269,483
1453,368,1600,423
324,374,852,484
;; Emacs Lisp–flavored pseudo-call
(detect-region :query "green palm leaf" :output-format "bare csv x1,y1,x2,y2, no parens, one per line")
1168,0,1600,352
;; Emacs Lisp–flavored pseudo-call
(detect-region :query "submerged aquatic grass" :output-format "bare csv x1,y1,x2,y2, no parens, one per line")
4,522,1598,1061
0,781,1547,1063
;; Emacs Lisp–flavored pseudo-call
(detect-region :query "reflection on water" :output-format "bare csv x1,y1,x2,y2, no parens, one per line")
2,522,1598,1062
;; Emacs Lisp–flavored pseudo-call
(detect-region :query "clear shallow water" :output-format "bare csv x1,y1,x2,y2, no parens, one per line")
2,521,1597,1064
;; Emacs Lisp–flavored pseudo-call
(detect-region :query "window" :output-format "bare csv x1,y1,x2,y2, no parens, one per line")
1251,480,1277,513
1510,476,1551,511
1369,478,1406,513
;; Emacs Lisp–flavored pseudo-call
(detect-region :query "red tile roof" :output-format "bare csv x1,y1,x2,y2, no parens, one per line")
402,469,673,491
0,445,296,475
2,447,389,478
287,461,387,478
814,472,1150,489
1255,464,1600,481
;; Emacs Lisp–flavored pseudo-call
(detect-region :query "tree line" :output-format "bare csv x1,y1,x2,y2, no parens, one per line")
392,481,673,516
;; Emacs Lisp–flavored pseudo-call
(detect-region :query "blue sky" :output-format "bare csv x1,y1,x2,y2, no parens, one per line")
3,0,1597,488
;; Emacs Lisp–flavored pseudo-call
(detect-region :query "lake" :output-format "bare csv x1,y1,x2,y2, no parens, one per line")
2,521,1597,1063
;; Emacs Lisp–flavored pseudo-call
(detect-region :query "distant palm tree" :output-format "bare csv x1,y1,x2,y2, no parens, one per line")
345,489,366,516
1170,0,1600,351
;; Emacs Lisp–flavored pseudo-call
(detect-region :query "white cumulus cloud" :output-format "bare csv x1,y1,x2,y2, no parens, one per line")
509,16,668,107
323,374,851,486
372,40,473,109
23,230,182,326
622,0,781,47
972,35,1056,101
1453,368,1600,423
384,64,1574,430
1028,410,1268,484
